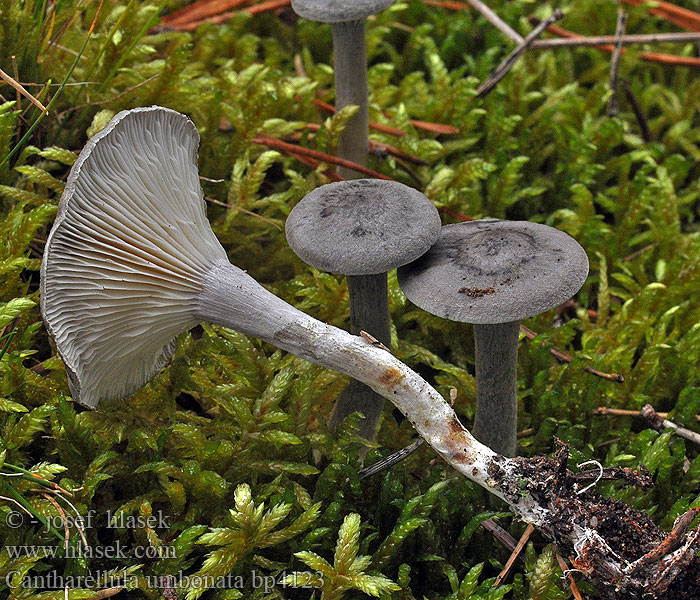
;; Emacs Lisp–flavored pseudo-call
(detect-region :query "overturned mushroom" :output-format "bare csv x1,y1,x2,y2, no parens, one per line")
398,220,589,456
286,179,440,441
40,107,700,600
292,0,394,177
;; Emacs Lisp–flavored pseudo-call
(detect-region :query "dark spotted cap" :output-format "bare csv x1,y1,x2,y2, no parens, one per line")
291,0,394,23
286,180,441,276
397,220,589,324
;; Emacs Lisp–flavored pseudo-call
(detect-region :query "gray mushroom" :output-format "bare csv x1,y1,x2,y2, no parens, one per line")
41,108,648,576
286,179,440,441
292,0,394,177
398,220,589,457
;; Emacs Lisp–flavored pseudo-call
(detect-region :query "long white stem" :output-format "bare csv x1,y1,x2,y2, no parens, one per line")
196,261,549,524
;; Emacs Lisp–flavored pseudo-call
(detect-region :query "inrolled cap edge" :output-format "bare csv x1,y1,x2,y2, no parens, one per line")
292,0,394,23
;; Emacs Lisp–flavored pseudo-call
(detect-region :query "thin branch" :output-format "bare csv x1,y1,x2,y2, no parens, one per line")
480,519,522,556
423,0,524,44
529,17,700,69
476,9,564,98
532,31,700,48
313,98,405,136
596,406,700,422
358,438,425,479
0,68,48,113
607,10,627,118
246,0,290,15
641,404,700,446
520,324,625,382
297,124,427,164
556,553,585,600
204,196,284,230
622,79,651,142
313,96,459,135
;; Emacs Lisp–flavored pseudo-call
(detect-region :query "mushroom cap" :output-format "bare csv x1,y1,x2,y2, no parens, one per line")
41,106,228,407
286,180,441,276
291,0,394,23
397,220,589,324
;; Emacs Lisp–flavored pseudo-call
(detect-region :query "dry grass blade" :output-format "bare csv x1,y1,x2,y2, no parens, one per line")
0,68,48,113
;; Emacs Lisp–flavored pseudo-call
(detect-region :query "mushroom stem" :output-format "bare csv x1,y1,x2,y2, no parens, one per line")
331,19,369,178
328,272,390,438
472,321,520,457
347,273,391,345
196,261,526,504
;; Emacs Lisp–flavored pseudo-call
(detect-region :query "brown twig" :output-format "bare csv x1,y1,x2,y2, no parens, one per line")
246,0,291,15
252,134,392,179
159,0,253,28
480,519,524,558
403,118,459,135
312,98,406,136
622,79,651,142
475,9,564,98
529,17,700,68
619,0,700,32
607,10,627,118
556,553,585,600
154,0,290,32
495,524,535,585
520,324,625,382
439,206,474,222
313,97,459,135
298,124,427,165
623,243,656,262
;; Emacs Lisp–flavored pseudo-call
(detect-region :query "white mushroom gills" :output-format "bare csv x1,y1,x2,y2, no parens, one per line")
41,106,549,523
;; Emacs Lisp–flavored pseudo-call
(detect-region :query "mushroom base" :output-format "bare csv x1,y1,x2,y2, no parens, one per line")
496,444,700,600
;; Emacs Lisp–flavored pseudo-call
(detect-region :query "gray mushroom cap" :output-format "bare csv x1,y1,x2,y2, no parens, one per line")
292,0,394,22
286,180,441,276
398,220,589,324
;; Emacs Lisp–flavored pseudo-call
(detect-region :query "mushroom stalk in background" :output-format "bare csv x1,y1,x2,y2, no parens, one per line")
398,221,589,457
291,0,394,178
285,180,440,442
40,108,700,600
